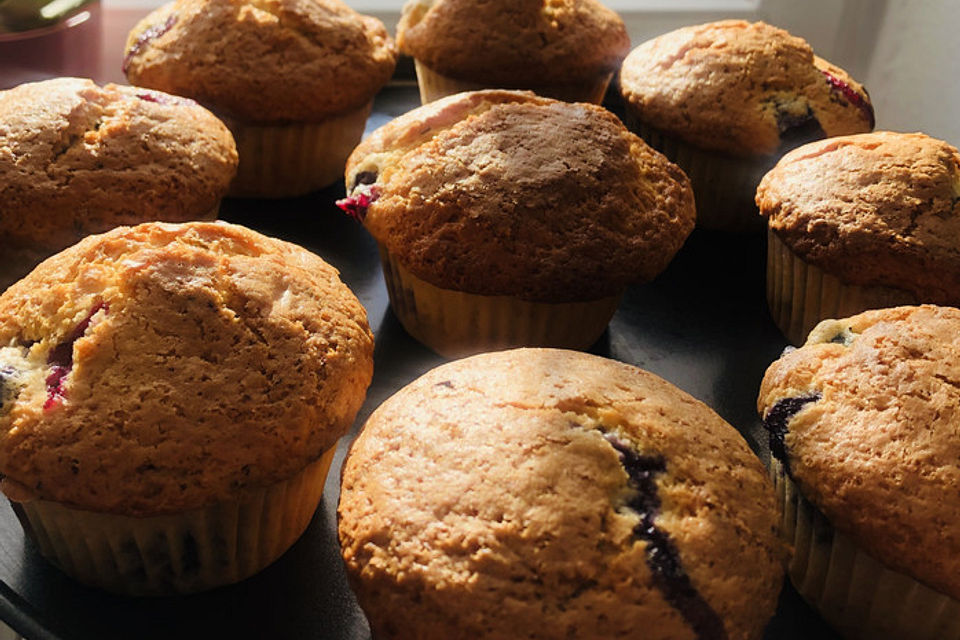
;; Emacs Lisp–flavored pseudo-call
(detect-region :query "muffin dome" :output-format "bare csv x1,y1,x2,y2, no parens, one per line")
620,20,874,156
341,90,695,302
757,131,960,303
339,348,785,640
0,221,374,516
0,77,237,287
758,305,960,601
397,0,629,87
123,0,397,122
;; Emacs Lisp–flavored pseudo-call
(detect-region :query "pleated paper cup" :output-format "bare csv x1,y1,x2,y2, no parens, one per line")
379,246,621,358
227,102,372,198
9,446,337,596
772,458,960,640
624,113,771,232
765,229,917,345
413,61,612,105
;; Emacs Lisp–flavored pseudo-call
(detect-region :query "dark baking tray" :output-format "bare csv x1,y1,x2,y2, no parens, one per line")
0,84,839,639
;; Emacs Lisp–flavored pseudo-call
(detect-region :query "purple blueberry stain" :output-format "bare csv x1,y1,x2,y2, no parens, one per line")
761,393,821,475
122,13,178,74
776,106,826,149
44,302,107,411
821,70,875,129
351,171,378,191
0,367,19,411
336,184,381,223
605,433,727,640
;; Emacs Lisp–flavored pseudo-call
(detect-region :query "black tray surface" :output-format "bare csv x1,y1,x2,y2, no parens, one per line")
0,85,838,639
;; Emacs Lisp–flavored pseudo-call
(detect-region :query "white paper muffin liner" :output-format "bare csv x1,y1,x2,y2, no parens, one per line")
766,229,917,345
624,113,772,232
413,61,612,105
772,458,960,639
10,446,337,596
226,103,372,198
379,245,621,358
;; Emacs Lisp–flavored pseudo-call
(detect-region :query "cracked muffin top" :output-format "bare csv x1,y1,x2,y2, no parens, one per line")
0,78,237,279
757,305,960,600
396,0,629,87
0,221,374,516
339,90,695,302
619,20,874,156
123,0,397,123
757,131,960,303
339,348,784,640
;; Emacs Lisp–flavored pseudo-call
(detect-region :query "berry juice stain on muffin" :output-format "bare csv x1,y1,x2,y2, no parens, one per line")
122,13,178,73
336,184,380,222
605,434,727,640
821,70,875,128
761,394,820,473
0,367,19,411
775,105,825,149
43,303,107,410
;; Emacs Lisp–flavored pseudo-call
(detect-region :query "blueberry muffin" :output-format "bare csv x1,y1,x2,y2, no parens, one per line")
340,348,785,640
0,77,237,292
397,0,629,104
757,131,960,344
124,0,397,197
0,221,374,595
338,90,695,356
758,305,960,639
620,20,874,230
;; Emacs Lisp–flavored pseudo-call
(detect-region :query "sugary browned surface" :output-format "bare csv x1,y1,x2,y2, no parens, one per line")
758,305,960,600
619,21,873,156
0,78,237,287
0,221,374,516
340,348,784,640
124,0,396,123
397,0,629,87
344,90,695,302
757,131,960,303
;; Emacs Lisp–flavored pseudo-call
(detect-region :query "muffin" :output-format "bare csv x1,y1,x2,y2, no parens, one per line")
0,77,237,292
758,305,960,639
338,90,695,356
340,348,785,640
620,20,874,231
757,131,960,344
0,221,374,595
123,0,397,197
397,0,629,104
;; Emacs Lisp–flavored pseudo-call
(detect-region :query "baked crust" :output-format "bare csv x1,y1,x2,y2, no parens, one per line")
0,221,374,516
620,21,873,156
123,0,397,122
758,305,960,600
340,348,784,640
344,90,695,302
757,131,960,303
0,78,237,257
397,0,629,86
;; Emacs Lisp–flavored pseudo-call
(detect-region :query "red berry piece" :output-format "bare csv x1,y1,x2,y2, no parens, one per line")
821,70,875,129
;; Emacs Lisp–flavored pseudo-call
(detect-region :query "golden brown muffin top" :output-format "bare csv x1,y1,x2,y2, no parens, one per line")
339,348,785,640
620,20,874,156
0,221,374,516
0,77,237,256
397,0,629,87
341,90,695,302
757,131,960,303
758,305,960,600
123,0,397,123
